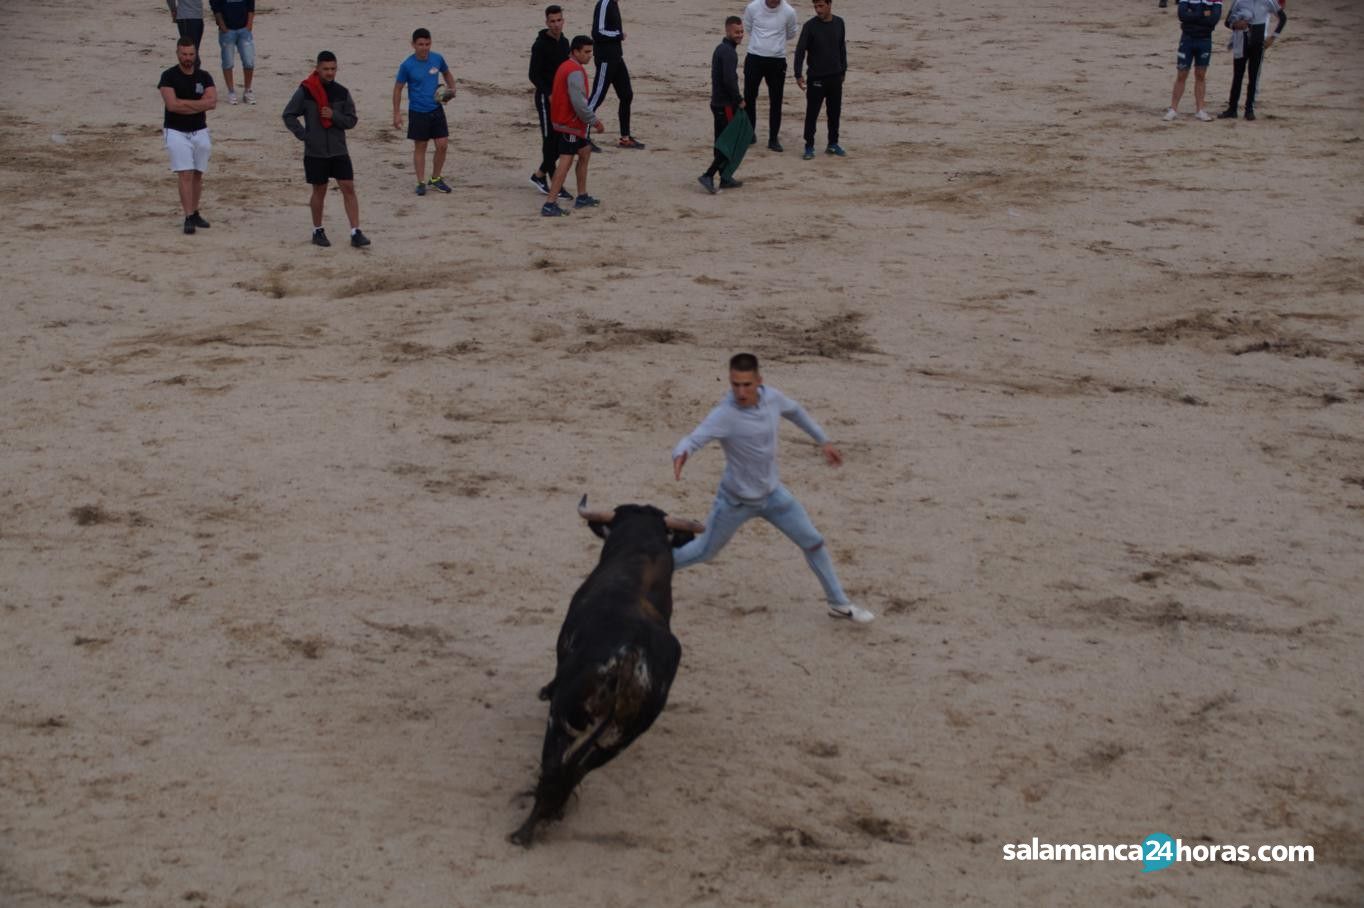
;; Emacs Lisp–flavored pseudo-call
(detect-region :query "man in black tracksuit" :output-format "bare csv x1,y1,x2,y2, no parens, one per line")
529,5,570,194
589,0,644,148
794,0,847,159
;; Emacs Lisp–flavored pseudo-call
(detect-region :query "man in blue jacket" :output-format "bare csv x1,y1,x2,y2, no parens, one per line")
1164,0,1223,121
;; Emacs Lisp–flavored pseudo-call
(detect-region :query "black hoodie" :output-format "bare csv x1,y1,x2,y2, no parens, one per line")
529,28,570,94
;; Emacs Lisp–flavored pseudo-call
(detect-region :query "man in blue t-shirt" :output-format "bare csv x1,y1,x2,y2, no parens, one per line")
392,28,457,196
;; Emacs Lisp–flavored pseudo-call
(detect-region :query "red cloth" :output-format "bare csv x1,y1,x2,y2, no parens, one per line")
549,58,590,137
302,72,332,128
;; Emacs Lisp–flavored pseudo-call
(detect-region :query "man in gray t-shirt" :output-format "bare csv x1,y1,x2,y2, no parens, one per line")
166,0,204,64
671,352,874,623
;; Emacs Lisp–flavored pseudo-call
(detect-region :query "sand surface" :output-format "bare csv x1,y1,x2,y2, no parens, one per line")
2,0,1362,905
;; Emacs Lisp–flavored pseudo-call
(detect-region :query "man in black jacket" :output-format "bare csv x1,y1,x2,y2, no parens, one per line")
794,0,847,159
589,0,644,148
698,16,747,193
529,5,572,194
281,51,370,248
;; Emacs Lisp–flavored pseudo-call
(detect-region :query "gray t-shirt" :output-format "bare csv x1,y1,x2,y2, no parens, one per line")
672,385,830,501
168,0,204,20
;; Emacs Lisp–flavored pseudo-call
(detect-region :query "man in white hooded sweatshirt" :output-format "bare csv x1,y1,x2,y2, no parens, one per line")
742,0,798,152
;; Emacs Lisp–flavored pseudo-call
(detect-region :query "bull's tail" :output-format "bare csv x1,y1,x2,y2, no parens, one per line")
510,647,647,847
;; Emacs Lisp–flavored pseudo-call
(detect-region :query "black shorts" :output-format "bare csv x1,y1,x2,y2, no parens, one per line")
556,131,589,157
304,155,354,185
407,107,450,141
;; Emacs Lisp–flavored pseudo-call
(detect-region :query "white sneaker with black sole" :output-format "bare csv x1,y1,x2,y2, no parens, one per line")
828,603,875,624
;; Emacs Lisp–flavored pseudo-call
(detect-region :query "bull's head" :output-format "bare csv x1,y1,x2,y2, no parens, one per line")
578,495,704,548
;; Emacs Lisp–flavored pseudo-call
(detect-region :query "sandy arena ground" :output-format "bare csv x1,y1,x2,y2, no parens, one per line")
2,0,1362,905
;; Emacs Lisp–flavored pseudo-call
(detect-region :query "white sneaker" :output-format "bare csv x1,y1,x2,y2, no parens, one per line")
1162,108,1178,121
828,603,875,624
243,89,256,105
227,90,238,105
1194,109,1212,121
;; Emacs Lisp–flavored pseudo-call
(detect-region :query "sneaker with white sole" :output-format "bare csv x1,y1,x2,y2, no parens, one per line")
227,90,238,105
1162,108,1178,121
243,89,256,105
828,603,875,624
1194,109,1212,121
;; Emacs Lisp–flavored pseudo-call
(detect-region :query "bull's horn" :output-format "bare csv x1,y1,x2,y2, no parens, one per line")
664,515,705,534
577,494,617,524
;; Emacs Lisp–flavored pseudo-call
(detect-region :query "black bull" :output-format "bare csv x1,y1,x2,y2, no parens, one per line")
510,499,703,847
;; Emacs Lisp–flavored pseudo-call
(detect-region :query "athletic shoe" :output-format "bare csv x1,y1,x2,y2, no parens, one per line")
428,176,452,193
1194,109,1213,122
826,143,847,156
697,174,717,194
312,228,331,247
573,194,600,209
828,602,875,624
802,144,815,159
243,89,256,105
541,202,569,217
1162,107,1178,121
350,230,371,248
1244,109,1256,121
188,211,210,229
558,186,573,200
618,136,645,150
767,140,784,152
719,176,743,189
1218,108,1237,119
227,90,238,105
415,182,427,196
183,217,196,235
530,173,549,194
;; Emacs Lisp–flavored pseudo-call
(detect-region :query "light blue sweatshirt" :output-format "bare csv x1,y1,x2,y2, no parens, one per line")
673,385,830,501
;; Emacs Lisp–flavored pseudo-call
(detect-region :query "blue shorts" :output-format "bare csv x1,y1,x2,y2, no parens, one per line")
1177,35,1212,70
219,27,255,70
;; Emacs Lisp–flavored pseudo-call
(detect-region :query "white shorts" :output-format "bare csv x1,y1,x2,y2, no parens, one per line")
165,127,211,172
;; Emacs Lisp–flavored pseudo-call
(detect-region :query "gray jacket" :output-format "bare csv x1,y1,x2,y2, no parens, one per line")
281,81,357,158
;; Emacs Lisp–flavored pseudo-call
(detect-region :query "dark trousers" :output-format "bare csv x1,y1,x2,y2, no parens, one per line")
803,72,843,146
1227,23,1266,112
176,18,204,66
534,90,556,175
705,106,734,177
743,54,786,142
589,53,633,137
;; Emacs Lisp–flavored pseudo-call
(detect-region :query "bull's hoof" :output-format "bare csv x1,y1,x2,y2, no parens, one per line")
509,826,535,848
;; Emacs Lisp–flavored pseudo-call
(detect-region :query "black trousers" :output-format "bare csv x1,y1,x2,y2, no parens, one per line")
803,72,843,146
534,90,556,174
589,53,633,137
743,54,786,142
705,105,734,177
1227,23,1266,112
176,18,204,66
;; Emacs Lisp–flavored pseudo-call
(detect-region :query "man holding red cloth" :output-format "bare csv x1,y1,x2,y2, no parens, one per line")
282,51,370,247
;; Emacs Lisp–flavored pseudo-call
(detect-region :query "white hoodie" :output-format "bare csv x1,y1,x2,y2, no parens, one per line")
743,0,799,59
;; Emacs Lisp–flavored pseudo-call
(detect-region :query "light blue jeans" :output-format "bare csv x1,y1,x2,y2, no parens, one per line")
219,27,255,71
673,484,850,605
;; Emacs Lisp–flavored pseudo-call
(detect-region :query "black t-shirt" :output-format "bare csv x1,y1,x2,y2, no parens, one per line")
158,65,214,132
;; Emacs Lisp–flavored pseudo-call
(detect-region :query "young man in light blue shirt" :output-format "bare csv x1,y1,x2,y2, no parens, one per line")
671,352,873,623
392,28,457,195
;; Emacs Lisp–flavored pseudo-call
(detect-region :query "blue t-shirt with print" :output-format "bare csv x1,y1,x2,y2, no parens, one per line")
396,52,448,114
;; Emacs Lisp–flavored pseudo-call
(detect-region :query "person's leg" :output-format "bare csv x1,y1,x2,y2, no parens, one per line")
589,59,611,112
759,485,850,605
239,29,255,92
309,181,327,227
1226,55,1246,111
743,55,762,130
574,148,590,197
1245,28,1265,113
535,91,555,178
614,59,633,137
190,170,204,214
432,137,448,180
338,180,359,228
546,151,574,200
804,77,824,147
1193,65,1207,112
1170,68,1189,110
177,170,195,215
412,139,427,183
672,492,754,570
219,28,235,95
766,58,786,143
826,74,843,146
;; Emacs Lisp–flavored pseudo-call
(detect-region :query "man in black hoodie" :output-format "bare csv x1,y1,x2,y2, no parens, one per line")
794,0,847,159
529,5,571,195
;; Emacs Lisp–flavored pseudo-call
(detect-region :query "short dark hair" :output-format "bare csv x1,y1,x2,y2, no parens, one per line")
729,353,760,373
571,34,594,50
725,15,743,26
316,50,337,63
545,4,563,15
412,28,431,42
176,36,195,48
